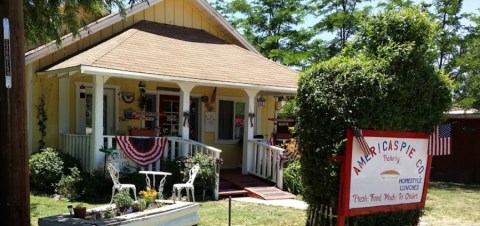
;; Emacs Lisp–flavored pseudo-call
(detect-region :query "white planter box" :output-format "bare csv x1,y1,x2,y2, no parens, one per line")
38,200,199,226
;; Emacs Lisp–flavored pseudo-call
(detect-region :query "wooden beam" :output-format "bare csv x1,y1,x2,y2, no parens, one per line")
0,0,29,225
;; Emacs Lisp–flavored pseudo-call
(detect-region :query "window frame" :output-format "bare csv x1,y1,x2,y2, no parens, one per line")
215,96,247,144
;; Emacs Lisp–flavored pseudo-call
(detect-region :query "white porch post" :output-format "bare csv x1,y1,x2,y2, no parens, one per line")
90,75,104,172
178,83,194,157
58,78,70,135
242,89,259,174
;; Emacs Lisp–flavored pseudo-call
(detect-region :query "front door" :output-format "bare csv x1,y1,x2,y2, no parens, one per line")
77,88,116,135
159,95,180,136
158,95,199,141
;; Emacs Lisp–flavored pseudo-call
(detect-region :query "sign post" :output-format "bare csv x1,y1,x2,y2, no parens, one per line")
337,129,433,225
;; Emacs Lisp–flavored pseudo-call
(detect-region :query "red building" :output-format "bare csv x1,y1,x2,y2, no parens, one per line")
430,109,480,183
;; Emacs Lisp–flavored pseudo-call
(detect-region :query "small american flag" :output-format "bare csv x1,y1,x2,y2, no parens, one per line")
428,123,452,155
353,127,372,156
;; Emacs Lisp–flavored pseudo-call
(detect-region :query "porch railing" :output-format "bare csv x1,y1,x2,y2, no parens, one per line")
248,139,285,189
59,134,92,171
60,134,222,199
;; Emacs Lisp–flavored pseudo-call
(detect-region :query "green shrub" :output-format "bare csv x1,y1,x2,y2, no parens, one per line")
160,158,184,196
56,167,83,200
80,171,113,203
29,148,64,194
57,151,82,175
178,153,216,197
132,199,147,212
283,159,303,195
297,8,452,226
112,191,134,209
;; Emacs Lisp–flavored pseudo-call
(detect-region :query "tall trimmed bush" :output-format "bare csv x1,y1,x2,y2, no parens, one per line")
296,8,452,226
29,148,64,194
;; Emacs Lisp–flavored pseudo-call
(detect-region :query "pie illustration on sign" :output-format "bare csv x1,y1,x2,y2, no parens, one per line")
380,170,400,179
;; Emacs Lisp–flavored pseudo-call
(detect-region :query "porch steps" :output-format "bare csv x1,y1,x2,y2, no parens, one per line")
219,181,248,197
220,170,295,200
218,189,249,197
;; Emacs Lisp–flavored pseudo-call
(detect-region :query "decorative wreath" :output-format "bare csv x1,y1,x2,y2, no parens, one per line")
121,92,135,104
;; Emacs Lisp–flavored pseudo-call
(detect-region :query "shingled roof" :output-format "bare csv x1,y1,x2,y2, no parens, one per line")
42,21,298,93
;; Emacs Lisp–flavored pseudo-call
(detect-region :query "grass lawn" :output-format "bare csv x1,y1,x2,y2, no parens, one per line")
30,181,479,226
198,199,306,226
30,195,105,226
421,182,480,226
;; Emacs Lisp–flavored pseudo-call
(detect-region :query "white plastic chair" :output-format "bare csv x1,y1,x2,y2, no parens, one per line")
172,163,200,202
107,163,137,204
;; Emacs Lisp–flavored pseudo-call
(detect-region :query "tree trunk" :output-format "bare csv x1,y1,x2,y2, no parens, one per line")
0,0,29,225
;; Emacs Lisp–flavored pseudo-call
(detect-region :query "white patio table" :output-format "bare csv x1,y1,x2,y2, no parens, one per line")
138,171,172,199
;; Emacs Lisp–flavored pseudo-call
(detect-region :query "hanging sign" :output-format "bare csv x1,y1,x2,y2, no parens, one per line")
337,129,432,225
3,18,12,89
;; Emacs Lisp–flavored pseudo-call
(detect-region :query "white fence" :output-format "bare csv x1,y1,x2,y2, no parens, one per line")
59,134,92,171
248,139,285,189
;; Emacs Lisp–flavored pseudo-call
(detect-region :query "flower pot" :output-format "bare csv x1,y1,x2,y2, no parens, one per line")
73,207,87,218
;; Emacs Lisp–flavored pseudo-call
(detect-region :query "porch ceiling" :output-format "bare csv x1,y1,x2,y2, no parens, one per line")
38,21,299,93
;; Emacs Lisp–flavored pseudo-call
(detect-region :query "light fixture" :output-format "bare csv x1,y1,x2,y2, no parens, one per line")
257,96,266,107
79,84,85,99
275,96,285,110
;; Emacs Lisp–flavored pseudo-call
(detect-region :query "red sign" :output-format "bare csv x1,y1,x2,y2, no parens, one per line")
337,129,433,226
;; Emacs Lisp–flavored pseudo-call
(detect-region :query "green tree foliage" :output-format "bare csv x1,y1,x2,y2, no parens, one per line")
311,0,372,56
430,0,463,70
451,15,480,109
208,0,319,68
296,8,452,226
24,0,143,48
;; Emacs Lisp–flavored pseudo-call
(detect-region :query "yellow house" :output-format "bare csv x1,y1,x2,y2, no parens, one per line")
25,0,298,198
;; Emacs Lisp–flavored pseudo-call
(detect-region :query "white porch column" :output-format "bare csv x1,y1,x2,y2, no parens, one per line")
242,89,259,174
58,78,70,135
178,83,194,156
90,75,104,172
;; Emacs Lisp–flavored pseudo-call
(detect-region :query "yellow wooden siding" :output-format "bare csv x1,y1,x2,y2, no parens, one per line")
174,0,184,26
154,1,166,23
183,3,193,27
144,6,155,21
133,10,145,23
100,25,113,40
165,0,175,25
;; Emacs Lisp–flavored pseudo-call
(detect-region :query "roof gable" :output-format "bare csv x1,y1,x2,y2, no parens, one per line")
25,0,259,66
42,21,298,92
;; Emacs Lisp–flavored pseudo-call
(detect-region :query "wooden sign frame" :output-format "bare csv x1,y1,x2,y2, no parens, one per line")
337,129,433,226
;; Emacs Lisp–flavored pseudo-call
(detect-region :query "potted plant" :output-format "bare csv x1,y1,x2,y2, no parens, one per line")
73,203,87,218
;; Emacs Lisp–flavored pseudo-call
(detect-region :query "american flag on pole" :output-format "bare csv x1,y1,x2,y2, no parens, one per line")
428,123,452,155
353,127,372,156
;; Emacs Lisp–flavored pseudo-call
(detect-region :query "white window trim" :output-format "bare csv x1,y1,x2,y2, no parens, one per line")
215,96,247,144
74,82,120,135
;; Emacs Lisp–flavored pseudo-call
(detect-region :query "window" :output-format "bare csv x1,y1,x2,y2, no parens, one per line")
218,100,245,140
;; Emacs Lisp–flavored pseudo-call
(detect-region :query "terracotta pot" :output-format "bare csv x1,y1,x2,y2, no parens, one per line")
73,207,87,218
